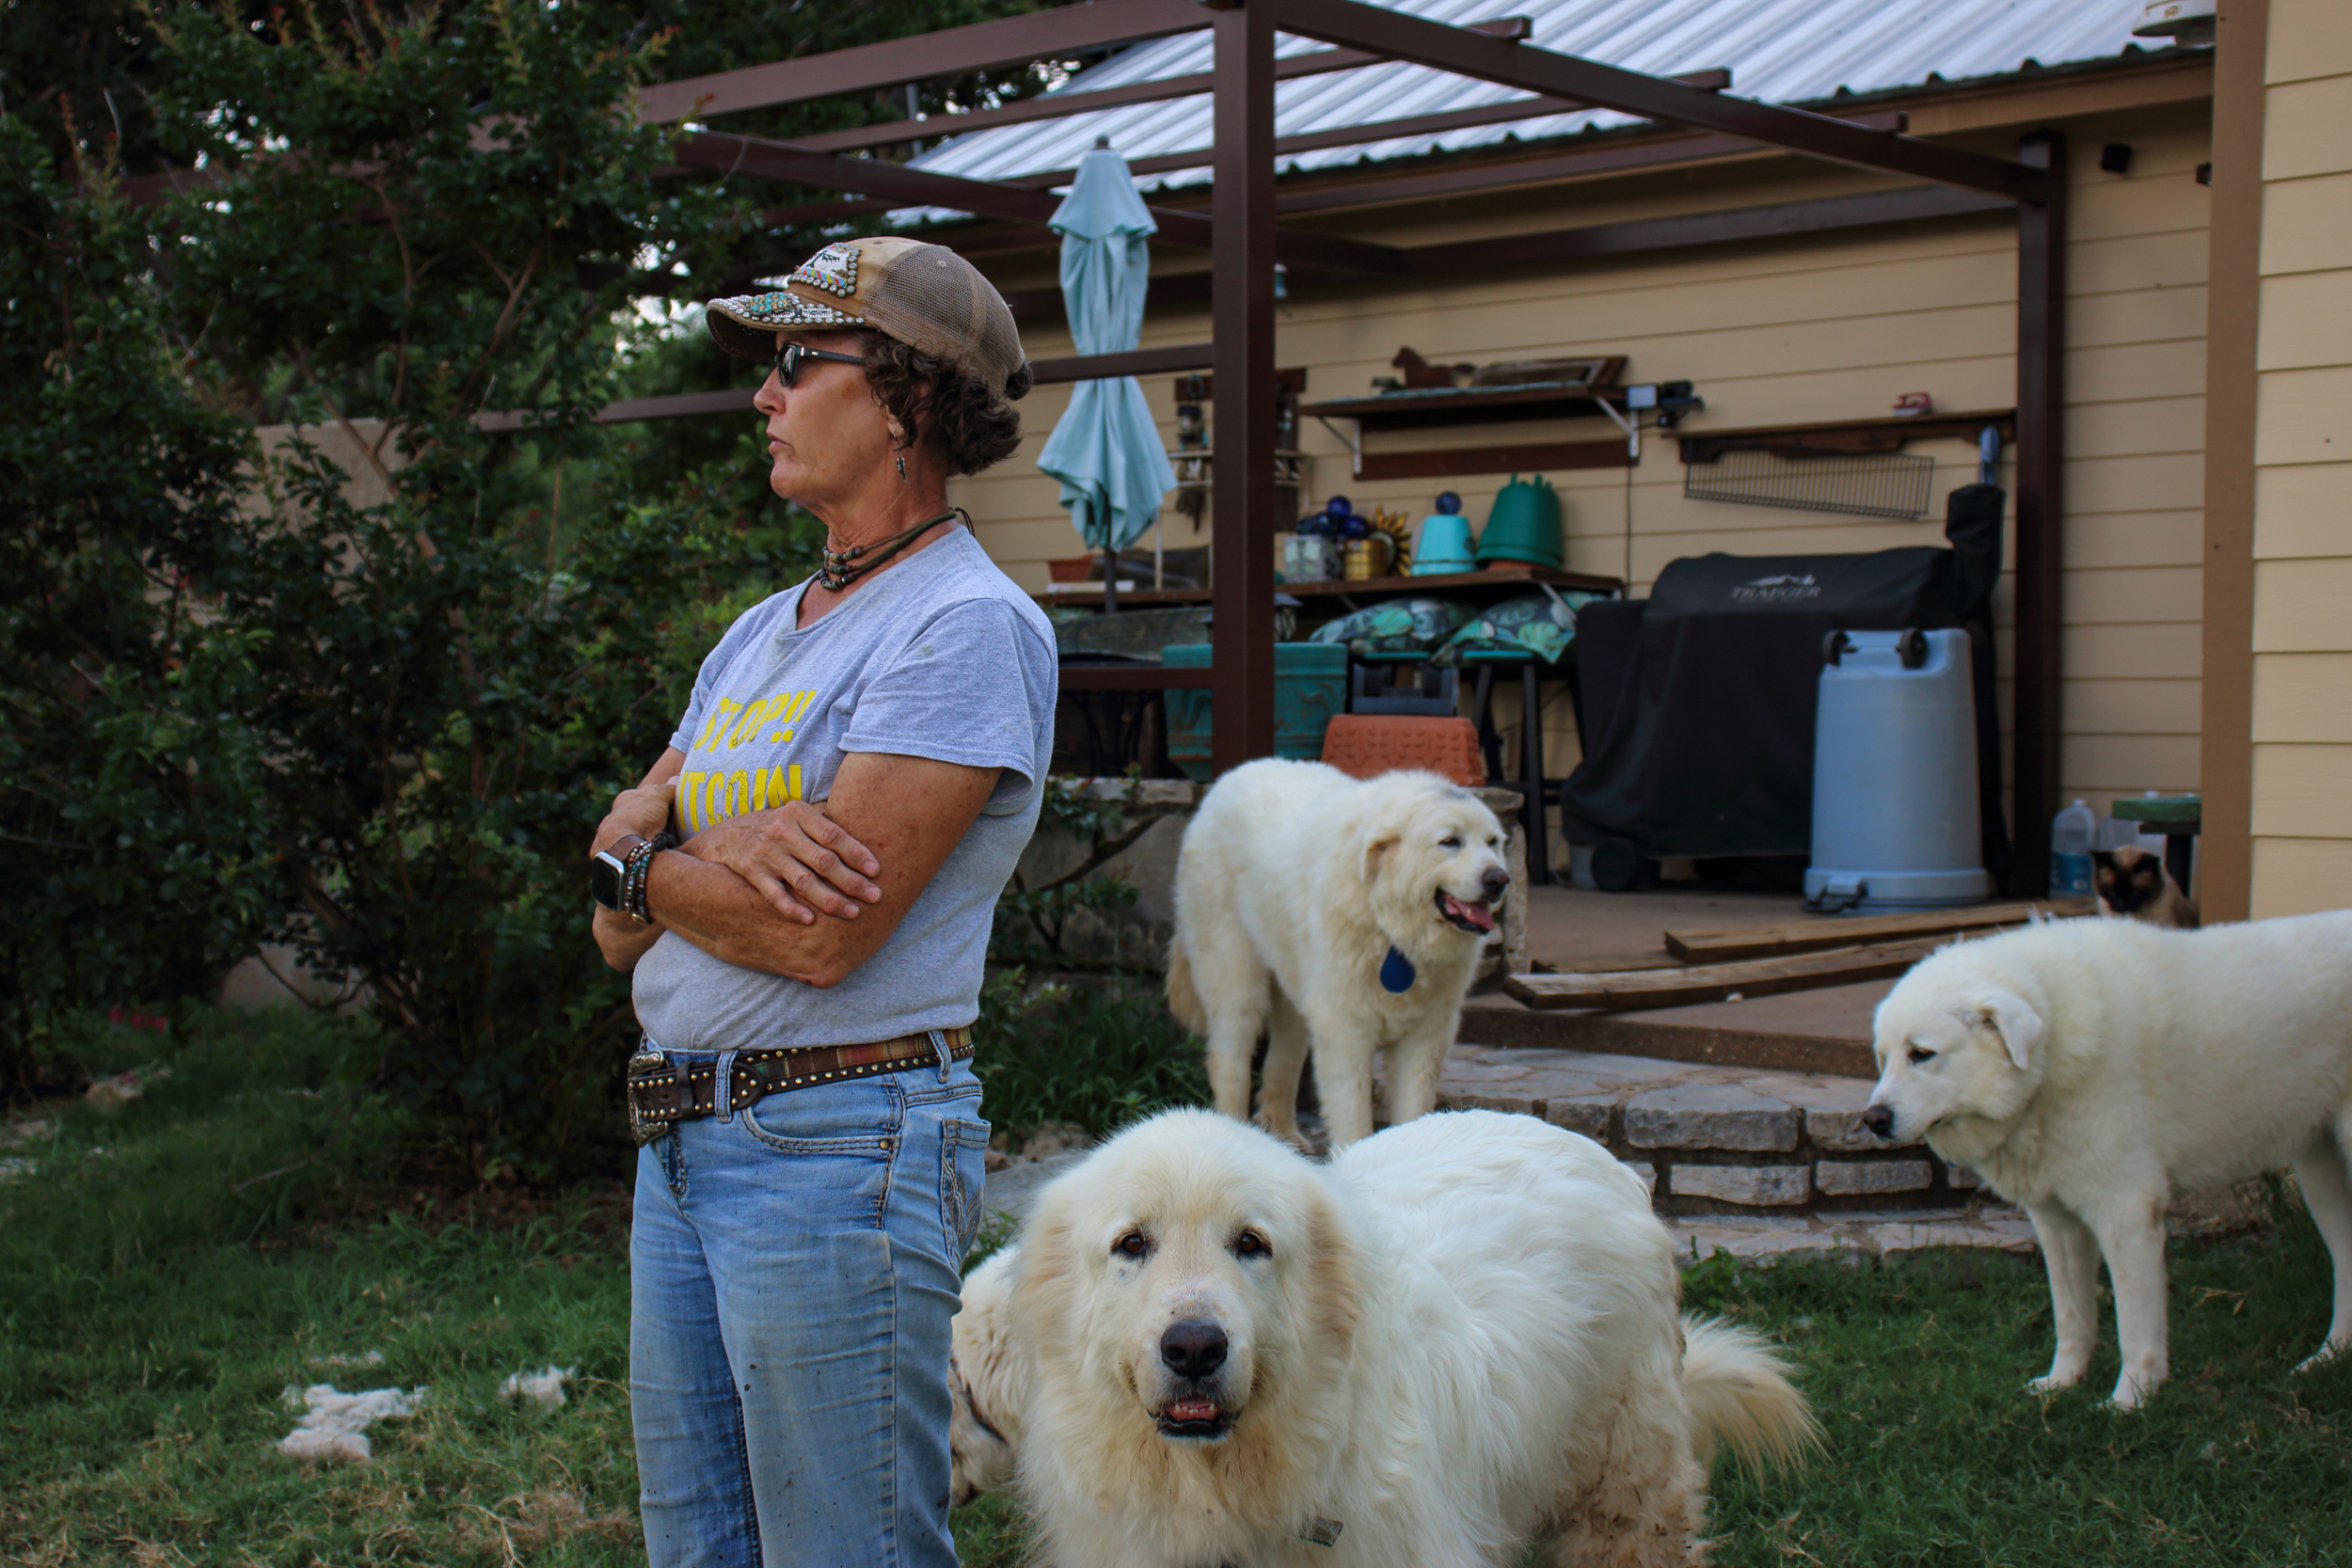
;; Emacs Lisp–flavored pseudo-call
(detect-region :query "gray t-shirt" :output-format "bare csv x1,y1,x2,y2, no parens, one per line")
630,527,1057,1051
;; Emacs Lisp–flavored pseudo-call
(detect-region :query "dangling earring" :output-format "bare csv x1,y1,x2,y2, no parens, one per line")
896,450,908,483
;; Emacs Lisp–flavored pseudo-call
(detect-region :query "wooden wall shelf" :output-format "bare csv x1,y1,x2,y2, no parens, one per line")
1675,409,2016,459
1302,381,1628,433
1041,563,1621,614
1355,437,1633,482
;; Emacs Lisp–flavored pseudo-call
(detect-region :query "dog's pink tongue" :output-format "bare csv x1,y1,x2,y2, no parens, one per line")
1446,895,1498,932
1168,1397,1219,1421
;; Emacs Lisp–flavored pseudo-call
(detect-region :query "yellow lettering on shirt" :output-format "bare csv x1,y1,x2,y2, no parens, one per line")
753,766,786,811
682,772,707,832
725,698,770,750
769,689,813,741
695,699,741,752
724,770,750,818
789,763,803,801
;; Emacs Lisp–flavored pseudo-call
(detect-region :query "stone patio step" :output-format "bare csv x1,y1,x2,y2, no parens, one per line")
1412,1042,1969,1216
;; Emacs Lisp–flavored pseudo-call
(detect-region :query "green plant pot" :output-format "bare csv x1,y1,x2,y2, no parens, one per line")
1476,474,1565,570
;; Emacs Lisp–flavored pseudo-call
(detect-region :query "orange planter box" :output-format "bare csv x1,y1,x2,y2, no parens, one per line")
1320,714,1485,789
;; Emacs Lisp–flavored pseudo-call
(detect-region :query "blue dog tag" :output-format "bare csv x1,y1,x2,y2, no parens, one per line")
1379,946,1416,993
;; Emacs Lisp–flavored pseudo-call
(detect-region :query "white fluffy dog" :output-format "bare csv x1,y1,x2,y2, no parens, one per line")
1168,760,1509,1148
1001,1108,1816,1567
947,1246,1024,1507
1864,911,2352,1408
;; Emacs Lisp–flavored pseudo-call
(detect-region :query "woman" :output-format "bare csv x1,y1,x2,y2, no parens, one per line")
587,236,1056,1566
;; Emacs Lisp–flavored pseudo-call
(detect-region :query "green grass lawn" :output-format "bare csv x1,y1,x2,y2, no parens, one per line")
4,1009,2347,1565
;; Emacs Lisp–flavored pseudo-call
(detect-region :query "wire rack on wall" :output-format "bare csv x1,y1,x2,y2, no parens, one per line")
1681,442,1935,520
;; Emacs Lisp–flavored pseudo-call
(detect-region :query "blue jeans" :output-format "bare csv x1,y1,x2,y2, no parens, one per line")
629,1043,990,1568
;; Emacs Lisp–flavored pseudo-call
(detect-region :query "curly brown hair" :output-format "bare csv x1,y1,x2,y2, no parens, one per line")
858,330,1032,477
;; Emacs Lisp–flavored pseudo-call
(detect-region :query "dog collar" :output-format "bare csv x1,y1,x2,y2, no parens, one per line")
1300,1516,1344,1546
1379,946,1416,993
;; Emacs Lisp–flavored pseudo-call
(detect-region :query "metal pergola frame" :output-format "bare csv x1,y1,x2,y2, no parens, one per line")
628,0,2070,893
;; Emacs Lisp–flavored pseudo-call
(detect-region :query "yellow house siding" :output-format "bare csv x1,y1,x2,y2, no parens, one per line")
2266,0,2352,84
2248,0,2352,917
2251,837,2352,911
2252,653,2352,741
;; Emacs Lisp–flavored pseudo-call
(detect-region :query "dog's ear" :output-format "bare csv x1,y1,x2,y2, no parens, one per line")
1970,988,2042,1071
1298,1183,1360,1363
1359,833,1399,886
1009,1200,1078,1371
2090,849,2116,873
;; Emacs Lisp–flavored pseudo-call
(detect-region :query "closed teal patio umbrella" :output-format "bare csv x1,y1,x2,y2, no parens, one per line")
1036,140,1177,610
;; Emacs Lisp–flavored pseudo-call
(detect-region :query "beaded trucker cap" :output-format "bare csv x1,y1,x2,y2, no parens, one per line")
705,236,1027,396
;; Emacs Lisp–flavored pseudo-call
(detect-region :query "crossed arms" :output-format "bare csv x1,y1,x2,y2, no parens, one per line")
590,746,997,990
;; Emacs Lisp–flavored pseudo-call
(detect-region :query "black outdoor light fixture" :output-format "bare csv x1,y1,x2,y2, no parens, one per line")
2099,142,2134,175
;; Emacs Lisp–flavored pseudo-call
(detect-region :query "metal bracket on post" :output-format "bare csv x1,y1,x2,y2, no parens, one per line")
1591,397,1640,462
1313,414,1363,477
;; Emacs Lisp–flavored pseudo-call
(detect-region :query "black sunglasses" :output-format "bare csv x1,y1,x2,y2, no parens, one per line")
771,341,865,388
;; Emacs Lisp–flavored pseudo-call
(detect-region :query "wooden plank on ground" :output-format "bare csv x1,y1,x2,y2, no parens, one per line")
1503,941,1942,1012
1661,899,2093,964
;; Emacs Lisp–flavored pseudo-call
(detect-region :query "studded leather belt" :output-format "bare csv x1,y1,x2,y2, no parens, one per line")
626,1027,974,1146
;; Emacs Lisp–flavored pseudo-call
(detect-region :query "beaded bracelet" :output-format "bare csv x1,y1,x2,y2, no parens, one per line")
623,832,677,926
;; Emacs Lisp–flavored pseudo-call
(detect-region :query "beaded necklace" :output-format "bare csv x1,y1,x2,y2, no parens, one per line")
816,507,963,593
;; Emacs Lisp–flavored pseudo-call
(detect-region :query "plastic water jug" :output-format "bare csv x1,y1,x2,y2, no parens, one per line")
2051,799,2096,895
1804,628,1992,911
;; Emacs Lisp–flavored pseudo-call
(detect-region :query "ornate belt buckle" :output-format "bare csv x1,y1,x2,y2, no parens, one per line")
627,1042,670,1148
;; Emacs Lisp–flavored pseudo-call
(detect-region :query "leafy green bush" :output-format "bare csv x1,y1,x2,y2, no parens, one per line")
972,974,1207,1145
1,0,1105,1171
0,115,277,1094
104,4,760,1176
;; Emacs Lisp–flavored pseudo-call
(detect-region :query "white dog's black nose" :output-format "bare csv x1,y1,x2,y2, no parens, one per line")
1161,1319,1229,1379
1480,866,1509,898
1861,1104,1895,1139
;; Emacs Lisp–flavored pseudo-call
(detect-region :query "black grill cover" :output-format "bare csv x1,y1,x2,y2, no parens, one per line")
1561,547,1958,859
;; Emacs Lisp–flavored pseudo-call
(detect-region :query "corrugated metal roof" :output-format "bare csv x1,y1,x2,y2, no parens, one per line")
905,0,2165,199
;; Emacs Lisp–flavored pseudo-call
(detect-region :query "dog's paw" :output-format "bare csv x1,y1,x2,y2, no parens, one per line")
2100,1381,2155,1412
2024,1372,2081,1396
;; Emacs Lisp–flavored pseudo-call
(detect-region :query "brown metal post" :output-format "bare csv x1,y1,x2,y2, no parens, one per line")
2011,131,2066,895
1210,0,1279,774
2197,0,2267,923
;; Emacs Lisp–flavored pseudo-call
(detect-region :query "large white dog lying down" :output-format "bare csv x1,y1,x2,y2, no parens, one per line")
970,1108,1816,1567
1864,911,2352,1408
1169,760,1510,1148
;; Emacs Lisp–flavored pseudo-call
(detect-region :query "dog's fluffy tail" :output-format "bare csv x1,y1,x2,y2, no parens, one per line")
1680,1315,1820,1473
1165,937,1206,1033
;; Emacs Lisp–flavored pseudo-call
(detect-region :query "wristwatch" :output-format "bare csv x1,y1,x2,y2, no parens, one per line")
592,832,678,925
590,835,646,919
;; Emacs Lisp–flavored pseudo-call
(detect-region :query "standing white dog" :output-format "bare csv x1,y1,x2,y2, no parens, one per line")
1863,912,2352,1407
1168,760,1508,1148
1004,1108,1816,1566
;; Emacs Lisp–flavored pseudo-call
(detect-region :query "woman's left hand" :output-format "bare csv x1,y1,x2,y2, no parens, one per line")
595,775,678,858
678,801,883,925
